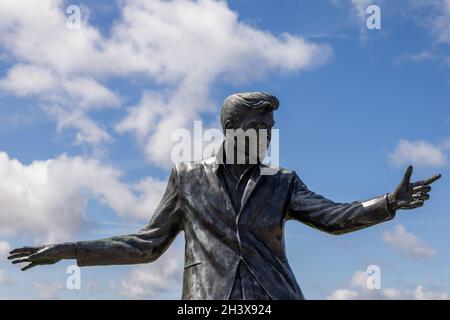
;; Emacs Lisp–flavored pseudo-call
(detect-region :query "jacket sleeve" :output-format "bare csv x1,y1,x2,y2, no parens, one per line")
76,167,183,266
286,172,395,235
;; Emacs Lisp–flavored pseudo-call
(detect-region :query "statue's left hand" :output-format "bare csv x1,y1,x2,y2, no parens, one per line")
388,165,441,211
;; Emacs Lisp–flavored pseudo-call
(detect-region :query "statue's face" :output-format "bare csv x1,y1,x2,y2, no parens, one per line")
237,109,274,141
224,110,275,164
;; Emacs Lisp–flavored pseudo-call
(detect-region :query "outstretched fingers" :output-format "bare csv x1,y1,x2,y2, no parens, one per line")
412,193,430,201
423,174,442,186
9,246,41,255
413,185,431,193
9,251,42,266
21,263,38,271
404,200,424,210
7,252,32,260
11,256,32,264
413,174,442,187
8,246,45,265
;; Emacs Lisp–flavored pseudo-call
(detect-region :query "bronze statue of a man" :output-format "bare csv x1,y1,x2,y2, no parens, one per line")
8,92,441,299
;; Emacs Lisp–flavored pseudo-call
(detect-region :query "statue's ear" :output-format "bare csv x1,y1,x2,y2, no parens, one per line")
224,120,233,131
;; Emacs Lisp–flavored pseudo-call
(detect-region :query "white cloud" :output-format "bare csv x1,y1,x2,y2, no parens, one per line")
412,285,449,299
327,270,448,300
409,51,436,62
350,0,372,22
111,0,332,166
0,269,9,285
393,51,436,66
61,77,120,110
329,0,381,40
0,64,58,96
0,67,118,146
389,139,447,167
327,288,359,300
0,242,11,285
0,0,332,165
46,106,113,146
34,282,63,300
0,1,102,75
333,0,450,67
409,0,450,47
0,241,10,258
0,151,167,242
0,0,117,144
430,0,450,44
115,91,168,142
399,0,450,74
117,245,183,299
381,225,437,259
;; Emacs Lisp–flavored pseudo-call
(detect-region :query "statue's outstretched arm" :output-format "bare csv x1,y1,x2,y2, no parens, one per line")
286,165,441,235
9,168,183,270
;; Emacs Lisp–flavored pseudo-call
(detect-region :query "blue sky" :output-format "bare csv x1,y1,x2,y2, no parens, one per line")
0,0,449,299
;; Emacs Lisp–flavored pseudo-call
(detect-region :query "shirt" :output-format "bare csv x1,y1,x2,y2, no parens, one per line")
219,163,271,300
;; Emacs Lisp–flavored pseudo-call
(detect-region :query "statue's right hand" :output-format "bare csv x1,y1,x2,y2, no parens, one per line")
7,243,76,271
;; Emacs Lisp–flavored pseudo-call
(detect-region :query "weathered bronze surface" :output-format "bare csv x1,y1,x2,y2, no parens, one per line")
8,92,441,300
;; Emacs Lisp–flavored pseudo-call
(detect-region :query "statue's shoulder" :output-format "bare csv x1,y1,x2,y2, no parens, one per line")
173,158,212,175
173,157,296,177
259,163,295,176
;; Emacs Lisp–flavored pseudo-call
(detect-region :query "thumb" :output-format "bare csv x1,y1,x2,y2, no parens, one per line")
403,165,413,182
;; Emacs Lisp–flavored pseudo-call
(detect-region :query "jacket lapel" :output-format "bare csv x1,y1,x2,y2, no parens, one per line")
206,149,265,217
208,156,237,216
239,166,263,216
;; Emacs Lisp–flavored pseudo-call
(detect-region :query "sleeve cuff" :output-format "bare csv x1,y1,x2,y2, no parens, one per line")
360,194,396,222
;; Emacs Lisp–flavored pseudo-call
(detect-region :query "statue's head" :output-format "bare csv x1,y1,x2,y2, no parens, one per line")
220,92,279,164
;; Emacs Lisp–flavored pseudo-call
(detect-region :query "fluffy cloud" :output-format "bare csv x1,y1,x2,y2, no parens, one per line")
0,270,9,285
327,270,448,300
0,0,119,145
0,241,10,258
111,0,332,166
350,0,373,22
411,0,450,44
34,282,63,300
408,0,450,67
46,106,113,146
0,242,10,285
381,225,437,259
0,64,58,96
0,152,166,242
0,0,332,166
389,139,447,167
327,288,359,300
329,0,380,39
0,64,119,109
117,245,183,299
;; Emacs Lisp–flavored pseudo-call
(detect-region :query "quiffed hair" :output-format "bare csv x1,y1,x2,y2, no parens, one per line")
220,92,279,130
